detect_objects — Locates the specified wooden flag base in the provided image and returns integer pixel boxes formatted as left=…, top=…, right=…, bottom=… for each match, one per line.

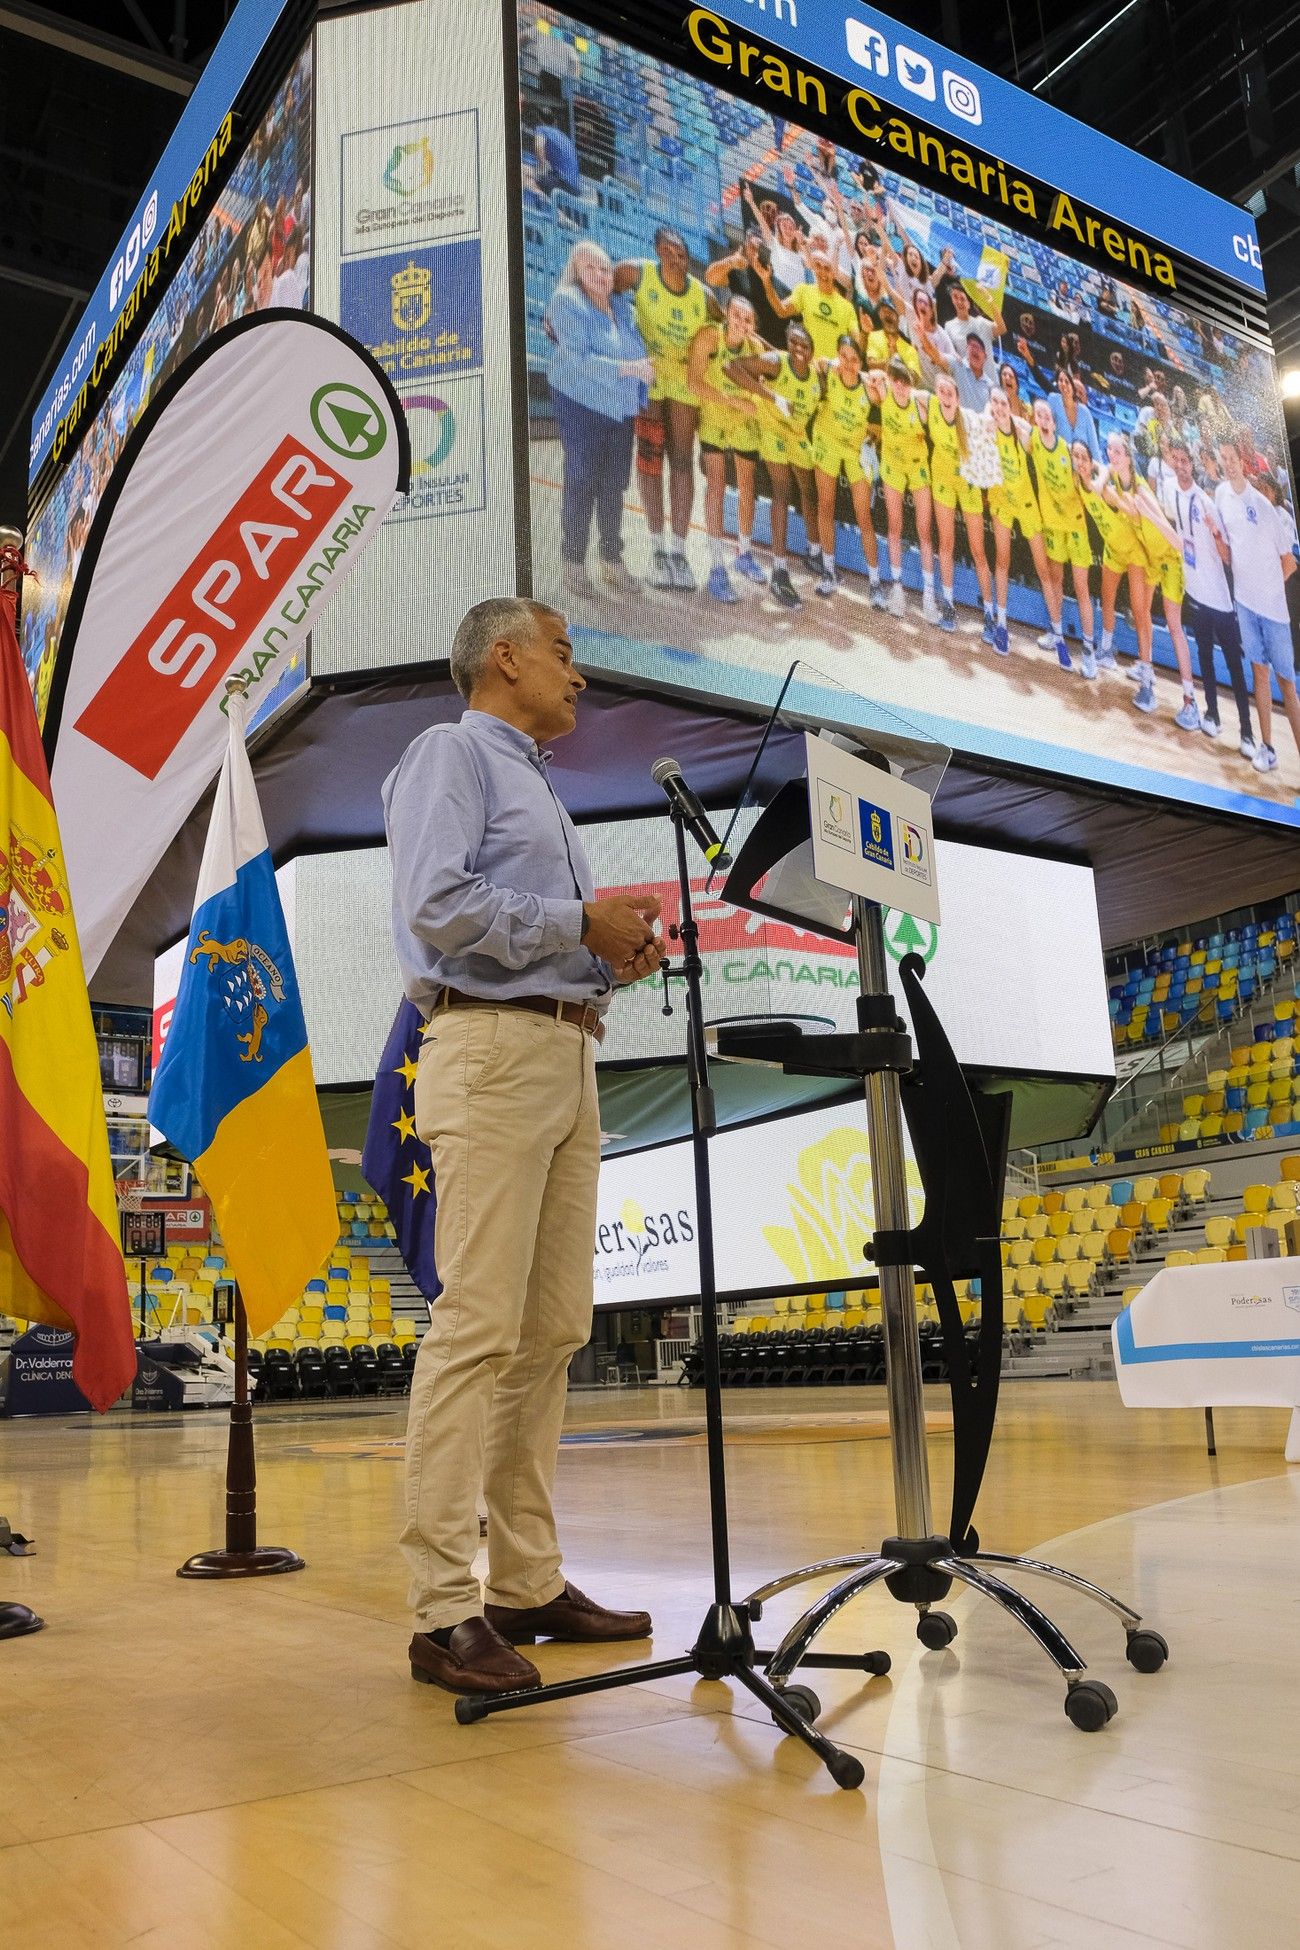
left=177, top=1296, right=305, bottom=1581
left=0, top=1602, right=44, bottom=1638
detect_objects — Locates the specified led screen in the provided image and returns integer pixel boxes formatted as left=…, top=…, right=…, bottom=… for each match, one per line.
left=151, top=828, right=1111, bottom=1088
left=517, top=4, right=1299, bottom=826
left=21, top=42, right=314, bottom=727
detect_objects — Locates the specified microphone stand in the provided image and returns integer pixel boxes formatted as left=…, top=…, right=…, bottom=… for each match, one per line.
left=452, top=800, right=889, bottom=1790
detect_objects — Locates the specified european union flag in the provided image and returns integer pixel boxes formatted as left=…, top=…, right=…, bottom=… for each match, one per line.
left=362, top=998, right=440, bottom=1304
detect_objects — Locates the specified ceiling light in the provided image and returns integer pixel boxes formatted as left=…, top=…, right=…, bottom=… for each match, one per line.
left=1281, top=370, right=1300, bottom=401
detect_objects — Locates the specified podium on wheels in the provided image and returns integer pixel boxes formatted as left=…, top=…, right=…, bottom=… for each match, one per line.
left=458, top=664, right=1166, bottom=1784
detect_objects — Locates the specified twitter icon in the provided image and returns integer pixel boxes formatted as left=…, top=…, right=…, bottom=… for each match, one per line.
left=895, top=44, right=936, bottom=102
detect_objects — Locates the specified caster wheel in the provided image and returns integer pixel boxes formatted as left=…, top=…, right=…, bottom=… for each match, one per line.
left=1125, top=1629, right=1168, bottom=1673
left=746, top=1600, right=763, bottom=1623
left=773, top=1683, right=821, bottom=1727
left=916, top=1610, right=958, bottom=1650
left=864, top=1650, right=892, bottom=1676
left=454, top=1696, right=490, bottom=1724
left=1064, top=1679, right=1118, bottom=1732
left=827, top=1749, right=866, bottom=1791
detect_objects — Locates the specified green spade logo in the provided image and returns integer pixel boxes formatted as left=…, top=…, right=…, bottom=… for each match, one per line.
left=309, top=382, right=388, bottom=460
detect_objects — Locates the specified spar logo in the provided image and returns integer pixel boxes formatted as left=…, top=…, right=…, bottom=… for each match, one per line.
left=74, top=437, right=354, bottom=779
left=403, top=393, right=457, bottom=473
left=383, top=137, right=434, bottom=199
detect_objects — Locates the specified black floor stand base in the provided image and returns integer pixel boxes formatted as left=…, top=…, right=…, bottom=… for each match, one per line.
left=747, top=1535, right=1168, bottom=1733
left=454, top=1602, right=891, bottom=1790
left=0, top=1602, right=44, bottom=1638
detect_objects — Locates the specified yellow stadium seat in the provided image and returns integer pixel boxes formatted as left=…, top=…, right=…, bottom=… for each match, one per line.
left=1017, top=1195, right=1040, bottom=1220
left=1277, top=997, right=1297, bottom=1025
left=1041, top=1190, right=1063, bottom=1216
left=1032, top=1237, right=1057, bottom=1267
left=806, top=1291, right=826, bottom=1314
left=1003, top=1215, right=1027, bottom=1241
left=1200, top=1116, right=1224, bottom=1140
left=297, top=1321, right=322, bottom=1342
left=1270, top=1180, right=1298, bottom=1211
left=1009, top=1241, right=1034, bottom=1268
left=1178, top=1119, right=1201, bottom=1143
left=1182, top=1168, right=1212, bottom=1201
left=1063, top=1186, right=1088, bottom=1214
left=1194, top=1247, right=1226, bottom=1265
left=1048, top=1211, right=1071, bottom=1240
left=1087, top=1182, right=1113, bottom=1210
left=1222, top=1111, right=1245, bottom=1137
left=1021, top=1292, right=1054, bottom=1332
left=1120, top=1286, right=1142, bottom=1310
left=1131, top=1174, right=1160, bottom=1204
left=1243, top=1184, right=1271, bottom=1215
left=1164, top=1249, right=1195, bottom=1269
left=1080, top=1233, right=1108, bottom=1267
left=1230, top=1045, right=1253, bottom=1070
left=1057, top=1236, right=1082, bottom=1264
left=1024, top=1214, right=1049, bottom=1241
left=1144, top=1198, right=1175, bottom=1234
left=1107, top=1228, right=1133, bottom=1261
left=1120, top=1200, right=1144, bottom=1233
left=1181, top=1094, right=1204, bottom=1118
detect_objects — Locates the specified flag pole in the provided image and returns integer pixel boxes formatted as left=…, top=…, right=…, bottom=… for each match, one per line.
left=177, top=675, right=304, bottom=1581
left=178, top=1286, right=303, bottom=1578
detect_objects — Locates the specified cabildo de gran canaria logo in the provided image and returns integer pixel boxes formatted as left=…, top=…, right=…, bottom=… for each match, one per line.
left=383, top=137, right=434, bottom=199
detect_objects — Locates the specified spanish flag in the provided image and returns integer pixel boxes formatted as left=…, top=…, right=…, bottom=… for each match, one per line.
left=149, top=691, right=335, bottom=1336
left=0, top=587, right=135, bottom=1411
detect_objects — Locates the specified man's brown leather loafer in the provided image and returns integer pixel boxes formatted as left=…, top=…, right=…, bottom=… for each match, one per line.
left=485, top=1582, right=652, bottom=1645
left=409, top=1617, right=542, bottom=1695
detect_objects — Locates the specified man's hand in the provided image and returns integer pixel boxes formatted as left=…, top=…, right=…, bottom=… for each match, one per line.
left=614, top=938, right=664, bottom=984
left=582, top=895, right=661, bottom=967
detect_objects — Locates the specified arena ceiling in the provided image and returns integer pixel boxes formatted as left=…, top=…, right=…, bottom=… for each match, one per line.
left=6, top=0, right=1300, bottom=527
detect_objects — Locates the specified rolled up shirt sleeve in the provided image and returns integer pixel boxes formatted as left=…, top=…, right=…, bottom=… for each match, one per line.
left=387, top=735, right=584, bottom=969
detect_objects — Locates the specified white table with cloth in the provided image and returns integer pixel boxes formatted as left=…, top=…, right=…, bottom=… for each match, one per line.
left=1113, top=1257, right=1300, bottom=1461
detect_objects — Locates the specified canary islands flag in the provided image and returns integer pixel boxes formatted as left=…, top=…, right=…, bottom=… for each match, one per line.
left=0, top=585, right=135, bottom=1411
left=150, top=692, right=335, bottom=1337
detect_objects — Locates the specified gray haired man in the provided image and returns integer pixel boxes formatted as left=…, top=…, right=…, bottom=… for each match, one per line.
left=383, top=597, right=662, bottom=1697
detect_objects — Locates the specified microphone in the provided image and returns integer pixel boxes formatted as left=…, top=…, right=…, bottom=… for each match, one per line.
left=651, top=757, right=732, bottom=867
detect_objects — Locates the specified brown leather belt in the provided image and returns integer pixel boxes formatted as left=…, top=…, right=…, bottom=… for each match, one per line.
left=438, top=986, right=606, bottom=1045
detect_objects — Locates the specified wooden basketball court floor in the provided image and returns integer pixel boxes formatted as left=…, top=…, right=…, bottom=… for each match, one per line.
left=2, top=1381, right=1297, bottom=1948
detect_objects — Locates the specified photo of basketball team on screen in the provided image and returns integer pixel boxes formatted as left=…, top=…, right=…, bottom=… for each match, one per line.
left=518, top=5, right=1300, bottom=802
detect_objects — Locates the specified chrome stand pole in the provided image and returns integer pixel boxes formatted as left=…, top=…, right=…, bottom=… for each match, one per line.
left=853, top=895, right=932, bottom=1538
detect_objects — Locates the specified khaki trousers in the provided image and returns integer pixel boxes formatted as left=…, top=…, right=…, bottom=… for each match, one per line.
left=401, top=1004, right=600, bottom=1628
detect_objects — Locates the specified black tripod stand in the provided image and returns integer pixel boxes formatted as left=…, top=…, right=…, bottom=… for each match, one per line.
left=455, top=803, right=890, bottom=1789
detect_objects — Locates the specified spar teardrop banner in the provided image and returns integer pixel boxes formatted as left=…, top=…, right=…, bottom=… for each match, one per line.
left=44, top=309, right=410, bottom=978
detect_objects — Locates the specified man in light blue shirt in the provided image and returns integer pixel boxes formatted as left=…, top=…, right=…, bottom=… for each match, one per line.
left=384, top=597, right=661, bottom=1700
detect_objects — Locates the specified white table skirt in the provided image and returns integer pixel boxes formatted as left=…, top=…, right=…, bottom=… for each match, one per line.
left=1112, top=1256, right=1300, bottom=1460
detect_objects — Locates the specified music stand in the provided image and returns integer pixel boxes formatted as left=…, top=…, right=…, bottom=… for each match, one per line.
left=711, top=664, right=1168, bottom=1732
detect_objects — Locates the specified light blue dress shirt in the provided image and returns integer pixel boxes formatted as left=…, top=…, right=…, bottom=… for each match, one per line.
left=382, top=709, right=613, bottom=1017
left=1051, top=392, right=1101, bottom=461
left=547, top=284, right=647, bottom=423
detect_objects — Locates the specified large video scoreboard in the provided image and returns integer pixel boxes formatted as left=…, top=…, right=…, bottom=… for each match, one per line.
left=31, top=0, right=1296, bottom=835
left=303, top=0, right=1296, bottom=833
